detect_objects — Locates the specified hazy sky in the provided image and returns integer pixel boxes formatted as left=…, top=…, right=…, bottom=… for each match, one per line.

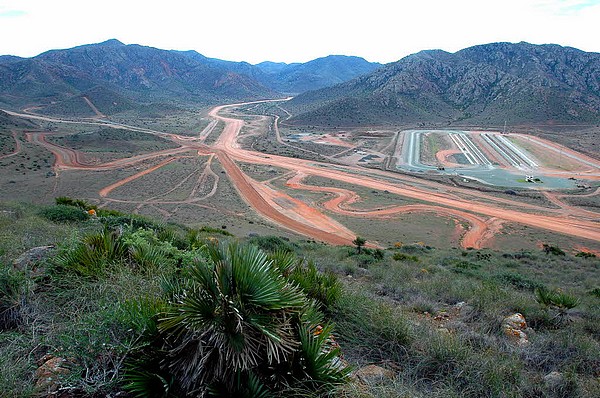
left=1, top=0, right=599, bottom=64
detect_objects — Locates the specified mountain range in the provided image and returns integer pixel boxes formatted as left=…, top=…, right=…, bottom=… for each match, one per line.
left=0, top=39, right=379, bottom=114
left=1, top=40, right=599, bottom=126
left=287, top=42, right=600, bottom=126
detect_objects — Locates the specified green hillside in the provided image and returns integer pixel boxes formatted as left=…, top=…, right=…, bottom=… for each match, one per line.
left=1, top=200, right=599, bottom=397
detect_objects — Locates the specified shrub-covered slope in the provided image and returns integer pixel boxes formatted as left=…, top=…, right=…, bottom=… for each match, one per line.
left=1, top=200, right=599, bottom=397
left=287, top=42, right=600, bottom=127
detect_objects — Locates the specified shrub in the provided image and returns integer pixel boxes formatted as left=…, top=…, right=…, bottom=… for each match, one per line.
left=117, top=295, right=165, bottom=337
left=393, top=252, right=419, bottom=262
left=535, top=287, right=580, bottom=309
left=288, top=260, right=342, bottom=311
left=99, top=214, right=164, bottom=232
left=54, top=229, right=126, bottom=277
left=247, top=235, right=294, bottom=252
left=354, top=253, right=377, bottom=268
left=198, top=225, right=234, bottom=237
left=542, top=244, right=565, bottom=256
left=400, top=244, right=430, bottom=254
left=576, top=251, right=596, bottom=258
left=55, top=196, right=96, bottom=211
left=125, top=242, right=349, bottom=397
left=39, top=205, right=89, bottom=223
left=0, top=263, right=29, bottom=330
left=502, top=251, right=537, bottom=260
left=352, top=236, right=366, bottom=254
left=493, top=272, right=544, bottom=291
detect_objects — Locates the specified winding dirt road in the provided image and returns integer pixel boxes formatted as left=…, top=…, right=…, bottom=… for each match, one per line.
left=0, top=131, right=23, bottom=160
left=208, top=101, right=600, bottom=246
left=9, top=99, right=600, bottom=248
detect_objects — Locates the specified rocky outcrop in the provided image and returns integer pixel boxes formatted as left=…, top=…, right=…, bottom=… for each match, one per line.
left=34, top=355, right=75, bottom=396
left=13, top=245, right=55, bottom=276
left=502, top=313, right=531, bottom=346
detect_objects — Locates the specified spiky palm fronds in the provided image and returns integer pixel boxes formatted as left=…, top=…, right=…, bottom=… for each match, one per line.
left=159, top=242, right=306, bottom=392
left=54, top=229, right=126, bottom=277
left=289, top=261, right=342, bottom=311
left=535, top=287, right=580, bottom=309
left=130, top=243, right=168, bottom=271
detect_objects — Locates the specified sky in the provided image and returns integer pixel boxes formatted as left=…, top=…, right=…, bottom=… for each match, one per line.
left=1, top=0, right=599, bottom=64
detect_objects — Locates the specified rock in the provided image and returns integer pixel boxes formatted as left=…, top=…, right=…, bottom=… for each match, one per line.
left=502, top=313, right=529, bottom=346
left=353, top=364, right=395, bottom=384
left=503, top=313, right=527, bottom=330
left=543, top=371, right=565, bottom=389
left=454, top=301, right=474, bottom=317
left=454, top=301, right=467, bottom=309
left=34, top=355, right=73, bottom=395
left=13, top=245, right=55, bottom=276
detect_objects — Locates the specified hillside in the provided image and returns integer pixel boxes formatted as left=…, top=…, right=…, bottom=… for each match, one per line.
left=1, top=200, right=599, bottom=397
left=0, top=41, right=380, bottom=117
left=255, top=55, right=382, bottom=94
left=0, top=110, right=37, bottom=129
left=179, top=52, right=381, bottom=95
left=0, top=39, right=276, bottom=112
left=286, top=42, right=600, bottom=127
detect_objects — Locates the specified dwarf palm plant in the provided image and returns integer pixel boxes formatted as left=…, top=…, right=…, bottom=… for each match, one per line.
left=54, top=228, right=126, bottom=277
left=159, top=242, right=307, bottom=393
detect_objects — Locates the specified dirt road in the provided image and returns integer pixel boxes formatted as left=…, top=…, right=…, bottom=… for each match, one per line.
left=10, top=99, right=600, bottom=248
left=209, top=101, right=600, bottom=245
left=0, top=131, right=23, bottom=160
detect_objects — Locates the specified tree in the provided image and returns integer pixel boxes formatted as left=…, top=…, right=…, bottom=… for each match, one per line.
left=352, top=236, right=366, bottom=254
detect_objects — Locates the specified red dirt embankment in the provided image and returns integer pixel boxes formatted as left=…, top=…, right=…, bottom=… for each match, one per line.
left=216, top=150, right=356, bottom=246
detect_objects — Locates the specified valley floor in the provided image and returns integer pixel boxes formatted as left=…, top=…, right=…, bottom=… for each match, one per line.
left=1, top=99, right=599, bottom=253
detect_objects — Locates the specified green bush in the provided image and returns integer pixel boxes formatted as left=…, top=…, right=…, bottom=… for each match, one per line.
left=399, top=244, right=430, bottom=254
left=54, top=229, right=126, bottom=277
left=125, top=242, right=349, bottom=397
left=55, top=196, right=96, bottom=211
left=247, top=235, right=295, bottom=252
left=288, top=260, right=342, bottom=312
left=542, top=244, right=565, bottom=256
left=39, top=205, right=89, bottom=223
left=393, top=252, right=419, bottom=262
left=352, top=236, right=366, bottom=254
left=117, top=295, right=165, bottom=337
left=0, top=263, right=29, bottom=330
left=493, top=272, right=544, bottom=291
left=535, top=287, right=580, bottom=309
left=99, top=214, right=164, bottom=232
left=198, top=225, right=234, bottom=237
left=576, top=251, right=596, bottom=258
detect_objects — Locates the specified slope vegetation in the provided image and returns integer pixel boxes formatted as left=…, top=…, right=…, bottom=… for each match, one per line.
left=287, top=42, right=600, bottom=126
